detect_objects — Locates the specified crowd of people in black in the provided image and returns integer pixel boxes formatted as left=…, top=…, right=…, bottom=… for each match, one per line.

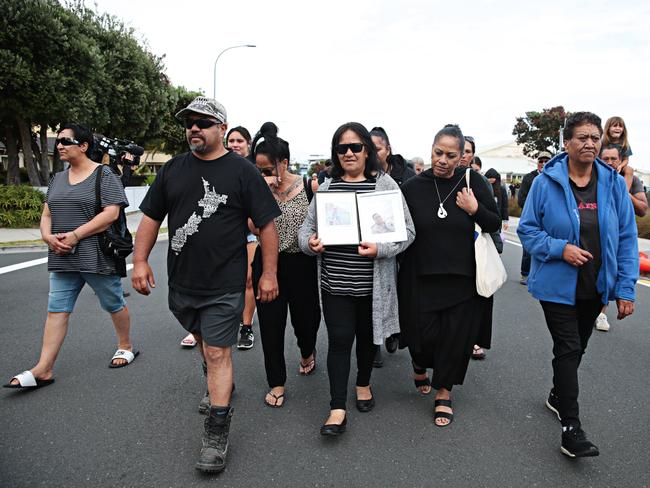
left=4, top=97, right=641, bottom=472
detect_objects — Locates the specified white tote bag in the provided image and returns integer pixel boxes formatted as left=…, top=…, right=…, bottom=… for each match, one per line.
left=465, top=169, right=508, bottom=297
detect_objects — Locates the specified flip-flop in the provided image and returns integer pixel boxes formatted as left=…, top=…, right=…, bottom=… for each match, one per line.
left=109, top=349, right=140, bottom=368
left=264, top=391, right=285, bottom=408
left=299, top=350, right=317, bottom=376
left=471, top=345, right=486, bottom=360
left=3, top=370, right=55, bottom=389
left=180, top=334, right=198, bottom=347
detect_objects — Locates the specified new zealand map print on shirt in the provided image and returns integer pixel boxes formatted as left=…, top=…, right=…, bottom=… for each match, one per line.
left=171, top=177, right=228, bottom=254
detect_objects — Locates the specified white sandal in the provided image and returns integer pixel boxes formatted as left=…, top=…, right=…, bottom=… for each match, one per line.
left=180, top=333, right=198, bottom=347
left=108, top=349, right=139, bottom=368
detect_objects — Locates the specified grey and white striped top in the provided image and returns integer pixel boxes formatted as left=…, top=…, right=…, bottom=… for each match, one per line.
left=46, top=165, right=128, bottom=275
left=321, top=178, right=376, bottom=296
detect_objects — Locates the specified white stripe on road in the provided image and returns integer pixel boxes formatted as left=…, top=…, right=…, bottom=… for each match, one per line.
left=1, top=253, right=647, bottom=288
left=0, top=259, right=133, bottom=275
left=0, top=257, right=48, bottom=275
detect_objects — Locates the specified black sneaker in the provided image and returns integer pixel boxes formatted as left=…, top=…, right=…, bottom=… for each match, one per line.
left=561, top=427, right=599, bottom=458
left=237, top=325, right=254, bottom=350
left=545, top=390, right=561, bottom=421
left=372, top=348, right=383, bottom=368
left=385, top=335, right=399, bottom=354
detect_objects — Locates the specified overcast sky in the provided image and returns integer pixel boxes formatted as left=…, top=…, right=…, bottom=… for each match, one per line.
left=91, top=0, right=650, bottom=170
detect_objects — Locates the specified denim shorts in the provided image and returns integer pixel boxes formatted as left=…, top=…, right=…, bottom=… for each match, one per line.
left=168, top=289, right=244, bottom=347
left=48, top=272, right=126, bottom=313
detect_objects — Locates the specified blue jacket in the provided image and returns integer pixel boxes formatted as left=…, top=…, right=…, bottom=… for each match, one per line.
left=517, top=152, right=638, bottom=305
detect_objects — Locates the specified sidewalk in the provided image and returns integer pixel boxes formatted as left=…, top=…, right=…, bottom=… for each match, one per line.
left=0, top=211, right=167, bottom=251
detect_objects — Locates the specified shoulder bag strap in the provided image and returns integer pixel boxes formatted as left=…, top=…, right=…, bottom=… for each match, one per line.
left=94, top=165, right=104, bottom=216
left=304, top=175, right=314, bottom=202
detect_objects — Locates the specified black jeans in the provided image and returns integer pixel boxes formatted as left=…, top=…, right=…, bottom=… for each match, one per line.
left=540, top=298, right=602, bottom=428
left=322, top=291, right=377, bottom=410
left=253, top=251, right=321, bottom=388
left=521, top=249, right=531, bottom=276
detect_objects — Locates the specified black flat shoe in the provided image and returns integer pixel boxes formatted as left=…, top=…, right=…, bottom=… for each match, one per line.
left=356, top=388, right=375, bottom=413
left=320, top=415, right=347, bottom=436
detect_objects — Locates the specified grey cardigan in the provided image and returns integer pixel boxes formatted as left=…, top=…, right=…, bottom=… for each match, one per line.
left=298, top=173, right=415, bottom=345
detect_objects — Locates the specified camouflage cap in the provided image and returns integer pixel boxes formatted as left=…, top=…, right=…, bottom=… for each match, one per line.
left=537, top=151, right=553, bottom=160
left=175, top=96, right=227, bottom=123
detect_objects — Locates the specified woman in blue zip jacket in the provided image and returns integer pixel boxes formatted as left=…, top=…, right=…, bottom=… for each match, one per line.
left=517, top=112, right=638, bottom=459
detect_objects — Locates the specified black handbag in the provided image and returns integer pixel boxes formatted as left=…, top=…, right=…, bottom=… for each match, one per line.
left=94, top=166, right=133, bottom=276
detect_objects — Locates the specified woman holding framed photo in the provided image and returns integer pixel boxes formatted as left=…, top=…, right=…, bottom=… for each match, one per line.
left=298, top=122, right=415, bottom=436
left=398, top=124, right=500, bottom=427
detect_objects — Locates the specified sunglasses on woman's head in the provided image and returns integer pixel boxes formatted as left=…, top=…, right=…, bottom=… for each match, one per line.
left=55, top=137, right=81, bottom=146
left=335, top=143, right=364, bottom=155
left=183, top=118, right=220, bottom=130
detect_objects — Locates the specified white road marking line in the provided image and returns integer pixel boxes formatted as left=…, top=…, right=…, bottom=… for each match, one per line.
left=0, top=259, right=134, bottom=275
left=638, top=280, right=650, bottom=288
left=0, top=257, right=48, bottom=275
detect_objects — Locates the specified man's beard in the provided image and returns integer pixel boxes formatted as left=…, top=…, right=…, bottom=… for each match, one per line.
left=189, top=140, right=208, bottom=153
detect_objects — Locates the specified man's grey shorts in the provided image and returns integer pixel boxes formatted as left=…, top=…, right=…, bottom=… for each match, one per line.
left=168, top=289, right=245, bottom=347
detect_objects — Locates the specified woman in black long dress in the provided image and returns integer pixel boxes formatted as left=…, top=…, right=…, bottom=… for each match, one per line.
left=398, top=124, right=500, bottom=426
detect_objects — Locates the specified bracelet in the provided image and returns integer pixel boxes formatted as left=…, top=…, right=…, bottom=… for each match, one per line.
left=72, top=230, right=81, bottom=242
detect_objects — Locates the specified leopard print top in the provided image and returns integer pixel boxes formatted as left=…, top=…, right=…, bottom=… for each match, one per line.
left=276, top=187, right=310, bottom=253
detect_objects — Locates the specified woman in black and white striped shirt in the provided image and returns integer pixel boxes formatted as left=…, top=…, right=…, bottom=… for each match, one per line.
left=4, top=124, right=136, bottom=390
left=299, top=122, right=415, bottom=436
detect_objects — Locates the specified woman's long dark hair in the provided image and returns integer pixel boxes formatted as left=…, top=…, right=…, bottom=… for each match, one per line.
left=250, top=122, right=290, bottom=165
left=330, top=122, right=381, bottom=180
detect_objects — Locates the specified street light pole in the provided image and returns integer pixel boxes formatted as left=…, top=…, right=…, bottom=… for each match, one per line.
left=213, top=44, right=256, bottom=99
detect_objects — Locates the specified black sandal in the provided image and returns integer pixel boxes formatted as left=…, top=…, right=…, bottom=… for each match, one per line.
left=300, top=350, right=317, bottom=376
left=265, top=390, right=285, bottom=408
left=434, top=399, right=454, bottom=427
left=412, top=363, right=432, bottom=395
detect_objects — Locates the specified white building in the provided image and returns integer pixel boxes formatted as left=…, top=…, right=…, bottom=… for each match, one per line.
left=476, top=141, right=538, bottom=183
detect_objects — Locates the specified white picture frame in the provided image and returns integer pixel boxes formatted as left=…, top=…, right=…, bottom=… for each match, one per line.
left=315, top=191, right=360, bottom=245
left=356, top=190, right=408, bottom=243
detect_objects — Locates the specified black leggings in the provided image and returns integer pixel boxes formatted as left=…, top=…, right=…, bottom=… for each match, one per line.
left=321, top=291, right=377, bottom=410
left=540, top=298, right=602, bottom=428
left=253, top=250, right=321, bottom=388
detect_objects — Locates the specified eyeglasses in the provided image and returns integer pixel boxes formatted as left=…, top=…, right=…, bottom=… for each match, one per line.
left=183, top=118, right=220, bottom=130
left=335, top=143, right=364, bottom=155
left=258, top=166, right=276, bottom=176
left=55, top=137, right=80, bottom=146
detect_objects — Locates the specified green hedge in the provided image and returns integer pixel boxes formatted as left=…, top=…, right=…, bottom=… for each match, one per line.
left=0, top=185, right=45, bottom=228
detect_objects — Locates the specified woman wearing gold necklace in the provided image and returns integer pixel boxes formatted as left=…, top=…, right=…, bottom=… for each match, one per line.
left=397, top=124, right=500, bottom=427
left=251, top=122, right=320, bottom=408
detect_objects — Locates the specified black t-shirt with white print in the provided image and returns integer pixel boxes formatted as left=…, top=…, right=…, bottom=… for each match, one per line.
left=569, top=168, right=601, bottom=299
left=140, top=151, right=280, bottom=295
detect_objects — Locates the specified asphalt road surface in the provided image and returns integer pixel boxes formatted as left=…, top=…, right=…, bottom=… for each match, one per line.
left=1, top=241, right=649, bottom=488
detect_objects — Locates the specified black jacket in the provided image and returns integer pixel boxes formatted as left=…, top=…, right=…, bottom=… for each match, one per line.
left=518, top=169, right=540, bottom=208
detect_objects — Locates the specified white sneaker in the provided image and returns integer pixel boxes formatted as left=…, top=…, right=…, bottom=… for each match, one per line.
left=595, top=313, right=610, bottom=332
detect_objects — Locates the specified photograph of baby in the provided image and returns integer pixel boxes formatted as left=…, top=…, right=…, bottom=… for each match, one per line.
left=315, top=191, right=360, bottom=245
left=325, top=203, right=352, bottom=226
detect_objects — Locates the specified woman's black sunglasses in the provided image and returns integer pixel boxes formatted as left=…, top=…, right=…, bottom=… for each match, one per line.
left=335, top=143, right=364, bottom=154
left=258, top=166, right=276, bottom=176
left=183, top=118, right=220, bottom=130
left=55, top=137, right=81, bottom=147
